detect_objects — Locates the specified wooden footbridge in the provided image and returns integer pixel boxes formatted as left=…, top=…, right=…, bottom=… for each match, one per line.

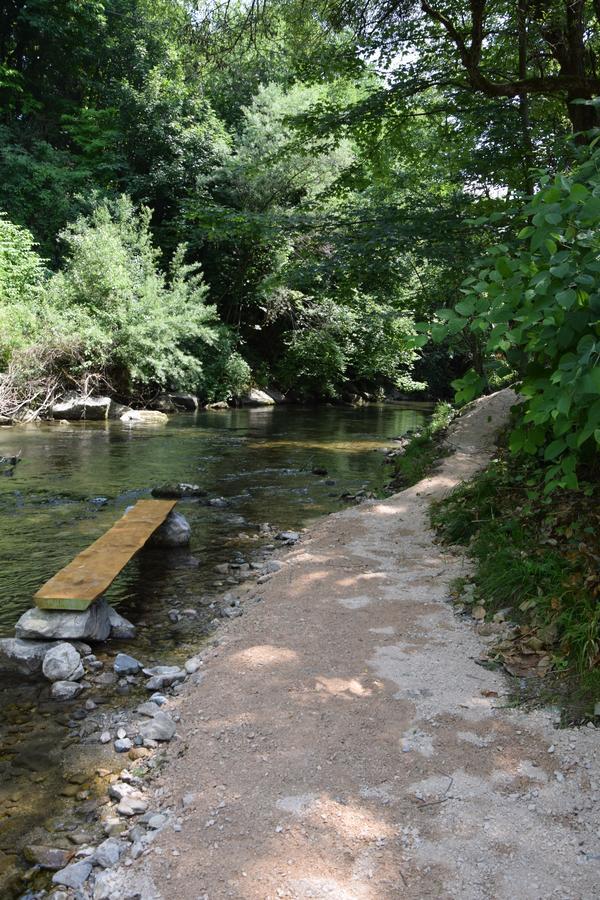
left=34, top=499, right=176, bottom=611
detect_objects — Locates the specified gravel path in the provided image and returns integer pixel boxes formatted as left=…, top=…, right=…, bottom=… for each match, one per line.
left=108, top=389, right=599, bottom=899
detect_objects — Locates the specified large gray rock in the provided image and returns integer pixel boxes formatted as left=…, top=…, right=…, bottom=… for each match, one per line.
left=138, top=711, right=177, bottom=742
left=120, top=409, right=168, bottom=425
left=52, top=395, right=111, bottom=421
left=15, top=598, right=111, bottom=642
left=149, top=510, right=191, bottom=547
left=0, top=638, right=61, bottom=678
left=42, top=643, right=83, bottom=682
left=107, top=606, right=136, bottom=640
left=240, top=388, right=275, bottom=406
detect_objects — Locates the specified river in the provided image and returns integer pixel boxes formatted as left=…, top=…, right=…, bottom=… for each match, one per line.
left=0, top=403, right=426, bottom=896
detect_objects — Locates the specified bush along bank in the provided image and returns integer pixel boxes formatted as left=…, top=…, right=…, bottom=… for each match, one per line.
left=385, top=401, right=456, bottom=491
left=430, top=447, right=600, bottom=724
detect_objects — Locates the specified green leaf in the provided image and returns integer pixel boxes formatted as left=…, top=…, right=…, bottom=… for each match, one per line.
left=556, top=288, right=577, bottom=309
left=544, top=438, right=566, bottom=460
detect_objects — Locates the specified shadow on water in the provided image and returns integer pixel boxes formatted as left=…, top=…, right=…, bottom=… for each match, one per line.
left=0, top=403, right=426, bottom=894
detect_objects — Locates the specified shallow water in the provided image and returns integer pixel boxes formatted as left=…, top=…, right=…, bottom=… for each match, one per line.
left=0, top=405, right=425, bottom=642
left=0, top=403, right=425, bottom=894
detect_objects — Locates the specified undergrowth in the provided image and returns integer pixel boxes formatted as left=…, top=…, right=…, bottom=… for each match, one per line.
left=387, top=401, right=455, bottom=489
left=431, top=450, right=600, bottom=723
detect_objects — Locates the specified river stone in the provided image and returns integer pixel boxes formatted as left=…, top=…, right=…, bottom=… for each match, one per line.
left=149, top=510, right=191, bottom=547
left=24, top=845, right=74, bottom=870
left=114, top=738, right=133, bottom=753
left=16, top=598, right=111, bottom=642
left=169, top=392, right=199, bottom=411
left=42, top=643, right=83, bottom=682
left=107, top=606, right=136, bottom=639
left=240, top=388, right=275, bottom=406
left=205, top=400, right=229, bottom=409
left=152, top=482, right=206, bottom=499
left=143, top=665, right=186, bottom=690
left=120, top=409, right=168, bottom=425
left=138, top=711, right=176, bottom=742
left=137, top=701, right=160, bottom=717
left=113, top=653, right=140, bottom=676
left=51, top=680, right=84, bottom=701
left=0, top=638, right=63, bottom=678
left=275, top=530, right=300, bottom=543
left=52, top=395, right=111, bottom=421
left=52, top=859, right=92, bottom=888
left=93, top=838, right=125, bottom=868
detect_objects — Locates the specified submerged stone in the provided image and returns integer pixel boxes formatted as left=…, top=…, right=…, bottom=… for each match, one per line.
left=107, top=606, right=136, bottom=640
left=148, top=510, right=191, bottom=547
left=24, top=845, right=74, bottom=870
left=152, top=482, right=206, bottom=499
left=51, top=680, right=84, bottom=701
left=113, top=653, right=141, bottom=676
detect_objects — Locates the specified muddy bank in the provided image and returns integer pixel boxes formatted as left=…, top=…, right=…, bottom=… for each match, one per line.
left=94, top=389, right=598, bottom=900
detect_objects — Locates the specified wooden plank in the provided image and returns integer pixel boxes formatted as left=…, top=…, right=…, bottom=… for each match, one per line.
left=34, top=500, right=177, bottom=610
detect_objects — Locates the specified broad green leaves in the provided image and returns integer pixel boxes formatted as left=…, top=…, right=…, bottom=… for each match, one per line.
left=436, top=145, right=600, bottom=492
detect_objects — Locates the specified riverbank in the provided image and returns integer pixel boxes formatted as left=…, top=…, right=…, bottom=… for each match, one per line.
left=93, top=388, right=599, bottom=900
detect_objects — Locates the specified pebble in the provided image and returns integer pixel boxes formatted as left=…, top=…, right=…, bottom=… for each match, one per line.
left=114, top=738, right=133, bottom=753
left=100, top=731, right=111, bottom=744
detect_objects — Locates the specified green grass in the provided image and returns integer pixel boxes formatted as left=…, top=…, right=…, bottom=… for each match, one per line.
left=431, top=452, right=600, bottom=723
left=387, top=401, right=455, bottom=489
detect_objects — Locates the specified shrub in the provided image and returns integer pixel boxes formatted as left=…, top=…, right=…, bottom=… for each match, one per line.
left=0, top=214, right=48, bottom=365
left=48, top=196, right=221, bottom=391
left=437, top=145, right=600, bottom=491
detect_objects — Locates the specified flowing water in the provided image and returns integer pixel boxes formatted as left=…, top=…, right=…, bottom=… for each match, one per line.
left=0, top=403, right=426, bottom=895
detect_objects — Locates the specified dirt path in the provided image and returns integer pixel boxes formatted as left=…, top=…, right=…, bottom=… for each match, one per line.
left=109, top=389, right=599, bottom=900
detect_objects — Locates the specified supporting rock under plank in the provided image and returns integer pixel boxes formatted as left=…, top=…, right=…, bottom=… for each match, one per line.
left=34, top=500, right=176, bottom=610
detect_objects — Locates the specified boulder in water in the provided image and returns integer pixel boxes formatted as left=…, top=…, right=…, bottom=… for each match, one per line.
left=15, top=598, right=111, bottom=642
left=52, top=394, right=111, bottom=421
left=239, top=388, right=275, bottom=406
left=205, top=400, right=229, bottom=409
left=42, top=643, right=83, bottom=682
left=120, top=409, right=168, bottom=425
left=149, top=510, right=191, bottom=547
